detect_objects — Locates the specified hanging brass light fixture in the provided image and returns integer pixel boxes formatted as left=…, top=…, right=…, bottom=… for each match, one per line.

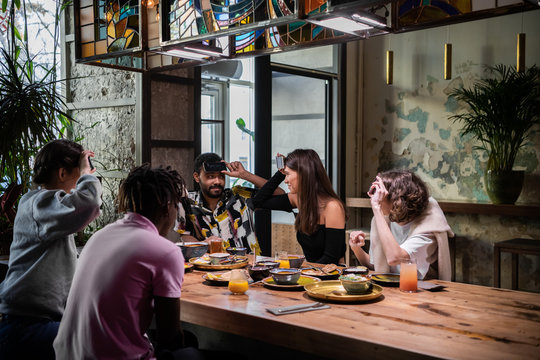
left=386, top=50, right=393, bottom=85
left=444, top=43, right=452, bottom=80
left=517, top=33, right=525, bottom=73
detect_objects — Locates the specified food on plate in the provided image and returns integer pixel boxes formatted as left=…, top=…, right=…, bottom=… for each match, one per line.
left=322, top=263, right=338, bottom=273
left=339, top=274, right=370, bottom=282
left=206, top=271, right=232, bottom=281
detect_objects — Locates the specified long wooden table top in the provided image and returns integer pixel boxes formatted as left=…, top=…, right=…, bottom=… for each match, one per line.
left=179, top=261, right=540, bottom=359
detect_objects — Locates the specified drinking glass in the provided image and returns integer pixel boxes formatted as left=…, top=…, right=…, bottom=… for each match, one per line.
left=399, top=258, right=418, bottom=293
left=275, top=251, right=290, bottom=268
left=209, top=238, right=223, bottom=254
left=228, top=269, right=249, bottom=295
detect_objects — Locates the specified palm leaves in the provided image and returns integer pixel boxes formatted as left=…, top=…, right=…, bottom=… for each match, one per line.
left=0, top=1, right=73, bottom=192
left=450, top=64, right=540, bottom=171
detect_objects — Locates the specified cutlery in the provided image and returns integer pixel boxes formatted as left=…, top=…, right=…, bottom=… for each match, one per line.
left=276, top=302, right=324, bottom=313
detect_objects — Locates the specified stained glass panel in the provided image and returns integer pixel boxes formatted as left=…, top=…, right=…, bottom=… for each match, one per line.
left=166, top=0, right=294, bottom=42
left=77, top=0, right=140, bottom=59
left=234, top=1, right=346, bottom=55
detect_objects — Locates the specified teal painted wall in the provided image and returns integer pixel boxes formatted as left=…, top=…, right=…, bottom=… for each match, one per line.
left=348, top=9, right=540, bottom=290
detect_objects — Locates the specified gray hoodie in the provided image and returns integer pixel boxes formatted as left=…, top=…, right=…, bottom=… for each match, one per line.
left=0, top=174, right=102, bottom=320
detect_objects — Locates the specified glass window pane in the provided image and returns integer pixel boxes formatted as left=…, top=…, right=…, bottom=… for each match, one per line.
left=229, top=83, right=254, bottom=184
left=271, top=72, right=328, bottom=223
left=271, top=45, right=337, bottom=73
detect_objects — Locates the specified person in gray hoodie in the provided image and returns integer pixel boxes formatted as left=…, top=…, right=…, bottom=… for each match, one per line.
left=0, top=139, right=102, bottom=359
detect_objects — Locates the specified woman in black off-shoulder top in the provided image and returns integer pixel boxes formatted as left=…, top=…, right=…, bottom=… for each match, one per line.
left=248, top=149, right=346, bottom=264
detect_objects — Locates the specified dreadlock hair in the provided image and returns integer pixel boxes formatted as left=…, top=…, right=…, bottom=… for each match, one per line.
left=33, top=139, right=84, bottom=185
left=117, top=163, right=186, bottom=223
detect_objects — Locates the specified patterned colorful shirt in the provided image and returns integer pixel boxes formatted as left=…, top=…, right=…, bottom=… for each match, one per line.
left=175, top=186, right=261, bottom=255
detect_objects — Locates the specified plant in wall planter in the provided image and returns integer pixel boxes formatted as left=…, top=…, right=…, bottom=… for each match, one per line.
left=449, top=64, right=539, bottom=204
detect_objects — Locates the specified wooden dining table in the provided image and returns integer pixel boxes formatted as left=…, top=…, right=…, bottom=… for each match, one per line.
left=179, top=258, right=540, bottom=359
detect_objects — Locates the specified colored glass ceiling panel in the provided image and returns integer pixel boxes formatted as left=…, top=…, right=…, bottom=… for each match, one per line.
left=168, top=0, right=295, bottom=41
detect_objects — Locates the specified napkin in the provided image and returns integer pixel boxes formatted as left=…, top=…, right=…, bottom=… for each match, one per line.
left=267, top=302, right=330, bottom=316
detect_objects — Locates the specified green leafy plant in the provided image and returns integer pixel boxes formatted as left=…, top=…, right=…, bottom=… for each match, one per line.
left=1, top=1, right=74, bottom=252
left=449, top=64, right=540, bottom=171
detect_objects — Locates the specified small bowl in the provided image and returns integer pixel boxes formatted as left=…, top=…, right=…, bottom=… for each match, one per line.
left=256, top=261, right=280, bottom=269
left=226, top=247, right=247, bottom=256
left=269, top=268, right=301, bottom=285
left=287, top=255, right=306, bottom=268
left=176, top=242, right=208, bottom=260
left=209, top=252, right=230, bottom=265
left=248, top=265, right=271, bottom=281
left=342, top=266, right=369, bottom=276
left=339, top=274, right=372, bottom=294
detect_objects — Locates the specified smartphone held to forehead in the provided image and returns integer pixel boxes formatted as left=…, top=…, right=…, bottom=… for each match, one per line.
left=276, top=156, right=285, bottom=170
left=203, top=161, right=227, bottom=173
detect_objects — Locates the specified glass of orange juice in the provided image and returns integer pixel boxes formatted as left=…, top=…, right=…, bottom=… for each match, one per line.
left=275, top=251, right=290, bottom=268
left=228, top=269, right=249, bottom=295
left=399, top=258, right=418, bottom=293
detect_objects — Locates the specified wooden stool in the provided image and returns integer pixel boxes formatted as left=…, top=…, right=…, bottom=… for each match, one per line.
left=493, top=238, right=540, bottom=289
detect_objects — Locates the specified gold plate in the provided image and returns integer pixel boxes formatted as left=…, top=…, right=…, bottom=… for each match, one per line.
left=184, top=263, right=194, bottom=272
left=189, top=255, right=249, bottom=270
left=301, top=268, right=341, bottom=280
left=304, top=280, right=383, bottom=302
left=371, top=273, right=400, bottom=286
left=262, top=275, right=320, bottom=290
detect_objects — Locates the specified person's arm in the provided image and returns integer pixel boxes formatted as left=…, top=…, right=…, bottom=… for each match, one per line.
left=154, top=296, right=184, bottom=352
left=34, top=174, right=102, bottom=241
left=349, top=231, right=373, bottom=269
left=370, top=176, right=409, bottom=265
left=223, top=161, right=285, bottom=195
left=248, top=171, right=293, bottom=211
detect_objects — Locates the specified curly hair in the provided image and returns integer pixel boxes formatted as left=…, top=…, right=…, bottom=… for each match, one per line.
left=117, top=163, right=186, bottom=223
left=379, top=170, right=429, bottom=224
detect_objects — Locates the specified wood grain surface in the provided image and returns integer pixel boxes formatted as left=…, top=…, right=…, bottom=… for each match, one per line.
left=180, top=257, right=540, bottom=359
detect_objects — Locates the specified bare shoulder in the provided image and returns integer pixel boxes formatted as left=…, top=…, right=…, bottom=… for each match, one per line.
left=324, top=199, right=345, bottom=213
left=323, top=199, right=345, bottom=227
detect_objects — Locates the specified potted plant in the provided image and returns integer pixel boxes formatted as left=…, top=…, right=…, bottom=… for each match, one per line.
left=0, top=1, right=72, bottom=253
left=449, top=64, right=540, bottom=204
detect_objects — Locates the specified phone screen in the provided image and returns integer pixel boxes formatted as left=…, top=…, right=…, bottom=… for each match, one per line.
left=276, top=156, right=284, bottom=170
left=203, top=161, right=227, bottom=173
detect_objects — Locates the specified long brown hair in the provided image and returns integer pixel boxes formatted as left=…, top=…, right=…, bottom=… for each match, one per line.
left=379, top=170, right=429, bottom=224
left=285, top=149, right=344, bottom=234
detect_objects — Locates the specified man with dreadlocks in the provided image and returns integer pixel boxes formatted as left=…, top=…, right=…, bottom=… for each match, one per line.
left=54, top=164, right=203, bottom=359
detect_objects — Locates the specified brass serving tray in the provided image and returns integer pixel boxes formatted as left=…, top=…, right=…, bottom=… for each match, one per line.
left=304, top=280, right=383, bottom=302
left=189, top=255, right=249, bottom=270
